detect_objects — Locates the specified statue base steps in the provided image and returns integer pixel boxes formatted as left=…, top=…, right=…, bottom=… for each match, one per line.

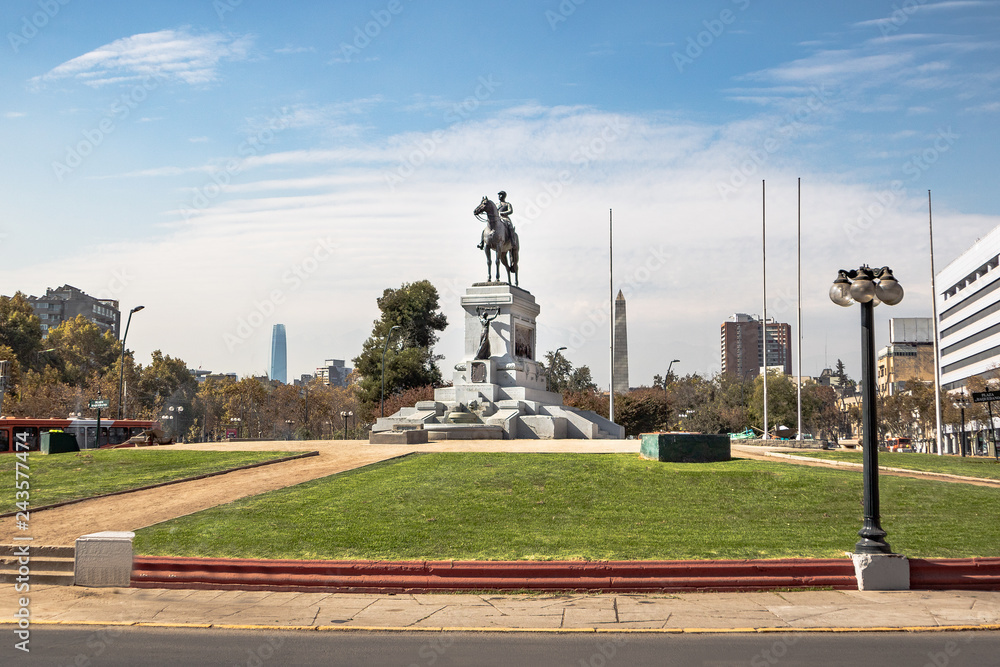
left=372, top=396, right=623, bottom=440
left=370, top=282, right=624, bottom=441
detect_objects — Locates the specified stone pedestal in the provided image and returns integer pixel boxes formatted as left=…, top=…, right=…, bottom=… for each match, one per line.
left=75, top=531, right=134, bottom=588
left=372, top=282, right=624, bottom=440
left=852, top=553, right=910, bottom=591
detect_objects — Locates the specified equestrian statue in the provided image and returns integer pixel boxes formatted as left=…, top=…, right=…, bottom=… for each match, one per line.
left=474, top=190, right=520, bottom=286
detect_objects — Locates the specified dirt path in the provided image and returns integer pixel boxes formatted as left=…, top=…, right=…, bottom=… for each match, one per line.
left=9, top=440, right=640, bottom=546
left=731, top=444, right=1000, bottom=489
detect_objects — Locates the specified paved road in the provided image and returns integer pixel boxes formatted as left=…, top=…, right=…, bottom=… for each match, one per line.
left=4, top=626, right=998, bottom=666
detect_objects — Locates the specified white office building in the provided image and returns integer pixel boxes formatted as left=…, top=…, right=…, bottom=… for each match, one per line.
left=938, top=224, right=1000, bottom=390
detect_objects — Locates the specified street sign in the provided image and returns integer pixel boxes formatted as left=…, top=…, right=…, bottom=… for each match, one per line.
left=89, top=399, right=110, bottom=409
left=972, top=391, right=1000, bottom=403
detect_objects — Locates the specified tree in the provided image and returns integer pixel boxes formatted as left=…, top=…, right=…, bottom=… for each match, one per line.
left=192, top=376, right=235, bottom=441
left=539, top=350, right=597, bottom=393
left=747, top=371, right=798, bottom=435
left=44, top=315, right=119, bottom=387
left=615, top=388, right=670, bottom=437
left=224, top=377, right=269, bottom=439
left=353, top=280, right=448, bottom=419
left=803, top=384, right=840, bottom=440
left=834, top=358, right=855, bottom=393
left=0, top=292, right=43, bottom=370
left=136, top=350, right=198, bottom=432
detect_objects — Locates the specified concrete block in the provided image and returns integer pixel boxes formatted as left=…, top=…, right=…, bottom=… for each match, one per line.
left=75, top=531, right=134, bottom=588
left=519, top=416, right=567, bottom=439
left=640, top=432, right=730, bottom=462
left=424, top=425, right=505, bottom=440
left=853, top=553, right=910, bottom=591
left=414, top=401, right=444, bottom=415
left=369, top=429, right=428, bottom=444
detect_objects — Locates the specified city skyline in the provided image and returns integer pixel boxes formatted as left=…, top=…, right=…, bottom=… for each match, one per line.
left=3, top=1, right=1000, bottom=386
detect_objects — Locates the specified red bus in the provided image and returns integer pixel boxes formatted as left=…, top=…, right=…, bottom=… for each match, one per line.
left=0, top=417, right=157, bottom=452
left=885, top=437, right=913, bottom=452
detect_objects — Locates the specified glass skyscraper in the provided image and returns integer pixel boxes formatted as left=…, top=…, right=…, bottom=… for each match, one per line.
left=270, top=324, right=287, bottom=384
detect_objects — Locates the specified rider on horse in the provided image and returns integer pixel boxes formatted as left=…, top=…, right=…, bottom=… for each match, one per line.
left=478, top=190, right=514, bottom=249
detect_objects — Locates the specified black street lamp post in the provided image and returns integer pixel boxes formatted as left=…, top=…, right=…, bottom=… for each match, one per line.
left=955, top=393, right=970, bottom=457
left=118, top=305, right=145, bottom=419
left=341, top=410, right=353, bottom=439
left=830, top=265, right=904, bottom=555
left=381, top=325, right=402, bottom=418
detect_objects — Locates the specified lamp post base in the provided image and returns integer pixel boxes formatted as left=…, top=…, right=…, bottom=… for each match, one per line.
left=855, top=522, right=892, bottom=554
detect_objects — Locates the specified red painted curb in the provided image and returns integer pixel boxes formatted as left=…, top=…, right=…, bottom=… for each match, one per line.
left=910, top=557, right=1000, bottom=590
left=131, top=556, right=1000, bottom=593
left=132, top=557, right=859, bottom=593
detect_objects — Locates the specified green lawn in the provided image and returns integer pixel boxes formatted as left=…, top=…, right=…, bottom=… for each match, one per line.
left=134, top=453, right=1000, bottom=561
left=793, top=450, right=1000, bottom=481
left=1, top=449, right=297, bottom=514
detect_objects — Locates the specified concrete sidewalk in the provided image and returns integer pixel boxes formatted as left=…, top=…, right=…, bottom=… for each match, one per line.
left=5, top=585, right=1000, bottom=633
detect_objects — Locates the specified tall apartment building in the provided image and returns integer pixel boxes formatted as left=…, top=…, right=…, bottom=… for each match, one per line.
left=720, top=313, right=792, bottom=377
left=938, top=224, right=1000, bottom=390
left=26, top=285, right=120, bottom=338
left=270, top=324, right=287, bottom=384
left=876, top=318, right=935, bottom=396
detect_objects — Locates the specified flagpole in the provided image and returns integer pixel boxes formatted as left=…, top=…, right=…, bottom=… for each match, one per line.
left=797, top=177, right=803, bottom=441
left=762, top=180, right=769, bottom=441
left=929, top=190, right=944, bottom=455
left=609, top=208, right=615, bottom=424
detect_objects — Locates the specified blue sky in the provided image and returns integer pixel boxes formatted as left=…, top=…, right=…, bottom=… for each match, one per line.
left=2, top=0, right=1000, bottom=388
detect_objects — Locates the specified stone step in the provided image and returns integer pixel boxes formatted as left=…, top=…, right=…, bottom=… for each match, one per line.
left=0, top=545, right=77, bottom=586
left=0, top=571, right=75, bottom=586
left=0, top=555, right=75, bottom=572
left=0, top=544, right=75, bottom=558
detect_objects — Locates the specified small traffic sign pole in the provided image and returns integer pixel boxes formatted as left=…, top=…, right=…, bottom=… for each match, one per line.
left=990, top=401, right=999, bottom=461
left=971, top=391, right=1000, bottom=460
left=96, top=389, right=101, bottom=449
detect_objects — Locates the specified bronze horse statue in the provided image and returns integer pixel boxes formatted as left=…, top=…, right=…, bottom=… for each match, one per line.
left=474, top=196, right=519, bottom=286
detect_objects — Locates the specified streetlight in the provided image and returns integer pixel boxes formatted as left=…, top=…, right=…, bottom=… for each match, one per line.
left=830, top=265, right=904, bottom=555
left=0, top=360, right=8, bottom=417
left=381, top=325, right=402, bottom=418
left=35, top=348, right=56, bottom=368
left=118, top=305, right=145, bottom=419
left=664, top=359, right=680, bottom=396
left=955, top=393, right=971, bottom=457
left=341, top=410, right=354, bottom=439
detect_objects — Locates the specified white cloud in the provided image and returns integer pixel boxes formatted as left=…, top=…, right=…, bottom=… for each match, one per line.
left=966, top=101, right=1000, bottom=112
left=29, top=29, right=253, bottom=89
left=5, top=111, right=26, bottom=118
left=9, top=105, right=994, bottom=386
